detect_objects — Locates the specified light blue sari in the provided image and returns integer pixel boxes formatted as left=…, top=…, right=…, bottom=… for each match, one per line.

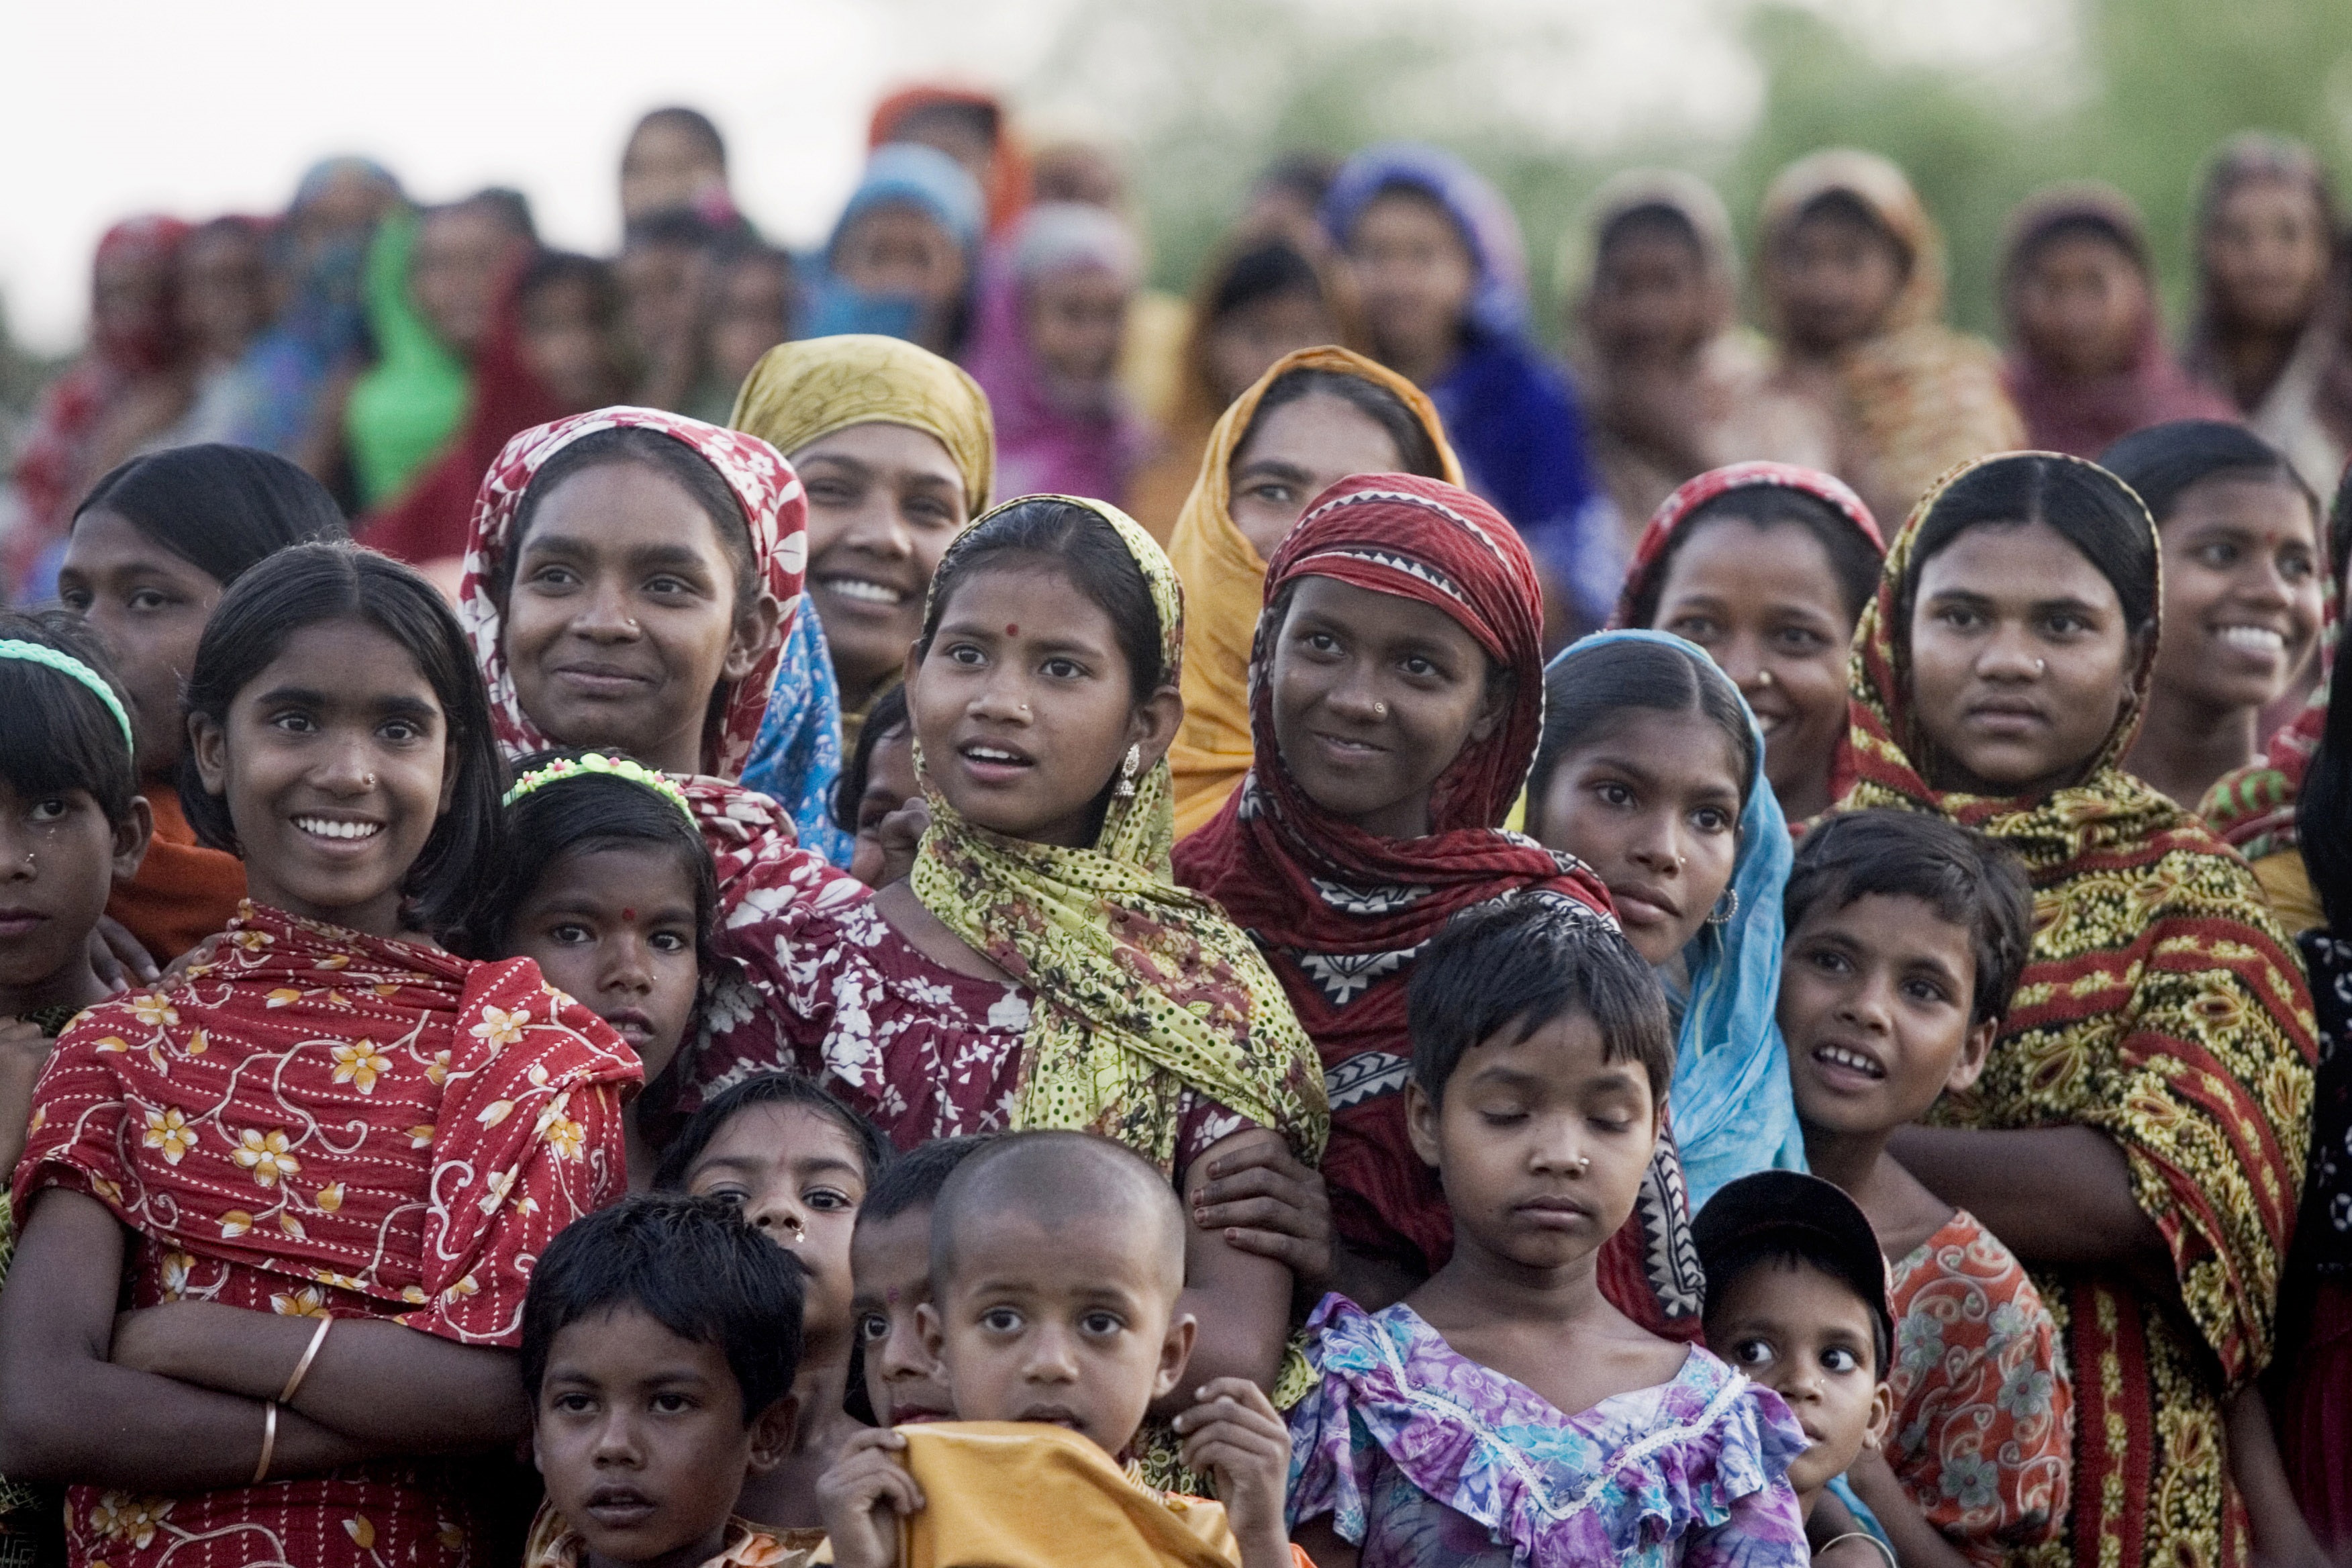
left=740, top=605, right=856, bottom=867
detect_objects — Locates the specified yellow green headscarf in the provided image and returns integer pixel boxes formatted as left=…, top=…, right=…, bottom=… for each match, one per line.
left=908, top=495, right=1328, bottom=1171
left=729, top=333, right=995, bottom=516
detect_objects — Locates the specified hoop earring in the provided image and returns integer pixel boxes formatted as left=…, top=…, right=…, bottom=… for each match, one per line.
left=1113, top=743, right=1141, bottom=799
left=1706, top=887, right=1739, bottom=926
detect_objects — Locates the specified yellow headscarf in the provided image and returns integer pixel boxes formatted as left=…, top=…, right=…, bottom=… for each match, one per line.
left=1164, top=346, right=1462, bottom=837
left=908, top=495, right=1328, bottom=1171
left=728, top=334, right=995, bottom=516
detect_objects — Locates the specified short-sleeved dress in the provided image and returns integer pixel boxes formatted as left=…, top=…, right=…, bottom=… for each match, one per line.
left=1286, top=1296, right=1810, bottom=1566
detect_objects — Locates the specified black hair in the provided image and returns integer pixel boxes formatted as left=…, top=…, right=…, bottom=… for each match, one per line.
left=856, top=1134, right=991, bottom=1228
left=2097, top=419, right=2312, bottom=527
left=632, top=105, right=728, bottom=172
left=1408, top=891, right=1673, bottom=1103
left=891, top=99, right=999, bottom=148
left=1789, top=189, right=1911, bottom=275
left=520, top=1192, right=802, bottom=1419
left=1621, top=485, right=1883, bottom=631
left=451, top=748, right=718, bottom=976
left=1783, top=809, right=2033, bottom=1025
left=74, top=443, right=350, bottom=589
left=1526, top=637, right=1757, bottom=841
left=178, top=543, right=500, bottom=936
left=452, top=187, right=536, bottom=244
left=1902, top=454, right=2159, bottom=643
left=830, top=683, right=912, bottom=836
left=2010, top=211, right=2147, bottom=277
left=1251, top=150, right=1341, bottom=212
left=1596, top=201, right=1706, bottom=265
left=930, top=1130, right=1183, bottom=1291
left=2300, top=476, right=2352, bottom=928
left=518, top=250, right=622, bottom=326
left=1233, top=366, right=1446, bottom=484
left=0, top=608, right=140, bottom=827
left=624, top=207, right=729, bottom=253
left=1206, top=240, right=1324, bottom=325
left=1703, top=1239, right=1892, bottom=1376
left=920, top=498, right=1165, bottom=704
left=652, top=1071, right=892, bottom=1195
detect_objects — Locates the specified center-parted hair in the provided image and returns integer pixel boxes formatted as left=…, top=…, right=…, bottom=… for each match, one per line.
left=74, top=443, right=349, bottom=589
left=1621, top=484, right=1885, bottom=630
left=651, top=1072, right=892, bottom=1195
left=1526, top=635, right=1757, bottom=840
left=1901, top=452, right=2159, bottom=640
left=1407, top=891, right=1673, bottom=1103
left=1234, top=366, right=1446, bottom=483
left=521, top=1193, right=803, bottom=1421
left=928, top=1130, right=1187, bottom=1295
left=918, top=499, right=1165, bottom=704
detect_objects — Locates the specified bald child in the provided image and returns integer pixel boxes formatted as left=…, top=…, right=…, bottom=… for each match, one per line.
left=818, top=1132, right=1297, bottom=1568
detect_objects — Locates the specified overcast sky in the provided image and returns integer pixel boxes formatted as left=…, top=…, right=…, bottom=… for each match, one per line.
left=0, top=0, right=2057, bottom=354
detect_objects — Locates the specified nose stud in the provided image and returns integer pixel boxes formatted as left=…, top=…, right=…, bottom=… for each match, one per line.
left=1371, top=701, right=1388, bottom=718
left=2033, top=658, right=2047, bottom=676
left=1753, top=668, right=1774, bottom=689
left=1577, top=1156, right=1591, bottom=1172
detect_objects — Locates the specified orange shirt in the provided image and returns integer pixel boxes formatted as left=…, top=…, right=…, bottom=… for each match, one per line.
left=106, top=784, right=245, bottom=963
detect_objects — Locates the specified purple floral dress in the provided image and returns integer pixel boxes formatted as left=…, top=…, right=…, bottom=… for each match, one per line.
left=1287, top=1296, right=1810, bottom=1567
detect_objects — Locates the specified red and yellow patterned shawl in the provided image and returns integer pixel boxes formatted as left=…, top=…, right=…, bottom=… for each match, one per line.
left=1832, top=454, right=2317, bottom=1568
left=14, top=901, right=641, bottom=1568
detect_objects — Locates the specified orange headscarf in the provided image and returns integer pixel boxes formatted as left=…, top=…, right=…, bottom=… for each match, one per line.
left=869, top=85, right=1030, bottom=236
left=1164, top=346, right=1461, bottom=837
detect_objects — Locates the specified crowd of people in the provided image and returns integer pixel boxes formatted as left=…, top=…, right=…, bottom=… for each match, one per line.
left=0, top=85, right=2345, bottom=1568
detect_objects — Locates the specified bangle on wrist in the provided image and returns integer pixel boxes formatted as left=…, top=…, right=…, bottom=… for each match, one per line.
left=252, top=1401, right=279, bottom=1486
left=279, top=1315, right=332, bottom=1406
left=1816, top=1532, right=1898, bottom=1568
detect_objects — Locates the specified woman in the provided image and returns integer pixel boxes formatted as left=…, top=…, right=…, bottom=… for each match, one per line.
left=2100, top=421, right=2324, bottom=810
left=728, top=333, right=996, bottom=860
left=1758, top=149, right=2024, bottom=533
left=1568, top=169, right=1831, bottom=542
left=1835, top=450, right=2316, bottom=1568
left=802, top=142, right=984, bottom=358
left=1320, top=143, right=1614, bottom=634
left=2186, top=134, right=2352, bottom=499
left=1165, top=346, right=1460, bottom=836
left=2001, top=183, right=2236, bottom=458
left=1612, top=462, right=1884, bottom=826
left=867, top=84, right=1028, bottom=236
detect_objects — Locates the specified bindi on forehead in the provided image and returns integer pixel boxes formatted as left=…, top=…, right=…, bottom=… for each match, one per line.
left=1005, top=624, right=1018, bottom=637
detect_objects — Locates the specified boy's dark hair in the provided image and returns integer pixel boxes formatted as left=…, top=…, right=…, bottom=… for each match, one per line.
left=179, top=544, right=500, bottom=937
left=929, top=1131, right=1183, bottom=1293
left=518, top=250, right=623, bottom=329
left=451, top=749, right=719, bottom=980
left=521, top=1193, right=803, bottom=1420
left=920, top=499, right=1165, bottom=704
left=830, top=684, right=912, bottom=836
left=652, top=1071, right=893, bottom=1194
left=1621, top=484, right=1883, bottom=631
left=1235, top=366, right=1445, bottom=486
left=1785, top=809, right=2033, bottom=1026
left=1527, top=636, right=1757, bottom=840
left=75, top=443, right=349, bottom=590
left=0, top=609, right=140, bottom=828
left=1407, top=892, right=1673, bottom=1104
left=857, top=1135, right=991, bottom=1228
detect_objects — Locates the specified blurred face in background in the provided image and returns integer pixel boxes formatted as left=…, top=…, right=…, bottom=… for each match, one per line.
left=834, top=202, right=967, bottom=309
left=1773, top=207, right=1907, bottom=356
left=178, top=222, right=271, bottom=363
left=1026, top=266, right=1129, bottom=388
left=2012, top=230, right=2149, bottom=380
left=1345, top=189, right=1476, bottom=379
left=705, top=253, right=795, bottom=394
left=2203, top=176, right=2334, bottom=336
left=1204, top=287, right=1337, bottom=409
left=92, top=244, right=174, bottom=357
left=520, top=273, right=626, bottom=411
left=621, top=118, right=725, bottom=226
left=1032, top=143, right=1124, bottom=209
left=413, top=201, right=524, bottom=358
left=616, top=238, right=710, bottom=367
left=1585, top=221, right=1714, bottom=365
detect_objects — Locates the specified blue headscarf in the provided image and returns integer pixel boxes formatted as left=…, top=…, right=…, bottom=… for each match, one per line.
left=803, top=143, right=986, bottom=342
left=1540, top=629, right=1804, bottom=1210
left=1320, top=142, right=1529, bottom=340
left=739, top=603, right=856, bottom=867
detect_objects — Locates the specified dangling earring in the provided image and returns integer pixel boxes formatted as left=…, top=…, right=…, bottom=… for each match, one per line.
left=1114, top=743, right=1141, bottom=799
left=1706, top=887, right=1739, bottom=926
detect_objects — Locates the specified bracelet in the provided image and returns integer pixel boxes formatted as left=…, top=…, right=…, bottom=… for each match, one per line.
left=252, top=1401, right=279, bottom=1486
left=279, top=1316, right=333, bottom=1406
left=1816, top=1532, right=1898, bottom=1568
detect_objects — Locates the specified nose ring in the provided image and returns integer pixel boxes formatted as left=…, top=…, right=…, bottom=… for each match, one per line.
left=1577, top=1156, right=1591, bottom=1172
left=1371, top=701, right=1388, bottom=719
left=1753, top=667, right=1773, bottom=688
left=2033, top=658, right=2047, bottom=676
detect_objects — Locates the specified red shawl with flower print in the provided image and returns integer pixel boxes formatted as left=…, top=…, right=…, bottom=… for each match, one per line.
left=14, top=901, right=640, bottom=1568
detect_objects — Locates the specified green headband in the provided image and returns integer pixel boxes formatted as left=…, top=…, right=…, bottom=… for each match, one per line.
left=501, top=752, right=697, bottom=827
left=0, top=639, right=135, bottom=754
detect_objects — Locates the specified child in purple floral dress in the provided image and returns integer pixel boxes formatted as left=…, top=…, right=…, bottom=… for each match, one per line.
left=1285, top=894, right=1810, bottom=1567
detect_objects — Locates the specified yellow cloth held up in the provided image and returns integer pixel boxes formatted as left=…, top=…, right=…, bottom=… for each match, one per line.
left=896, top=1422, right=1240, bottom=1568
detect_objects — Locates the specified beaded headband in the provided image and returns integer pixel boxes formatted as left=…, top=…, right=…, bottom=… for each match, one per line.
left=0, top=638, right=135, bottom=754
left=501, top=752, right=697, bottom=826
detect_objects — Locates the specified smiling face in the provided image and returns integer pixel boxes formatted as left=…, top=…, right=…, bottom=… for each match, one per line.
left=1779, top=892, right=1993, bottom=1140
left=1269, top=575, right=1506, bottom=840
left=852, top=1206, right=957, bottom=1427
left=1534, top=707, right=1745, bottom=965
left=2012, top=231, right=2150, bottom=381
left=1345, top=191, right=1476, bottom=376
left=2204, top=176, right=2334, bottom=336
left=907, top=561, right=1174, bottom=850
left=1706, top=1259, right=1892, bottom=1510
left=534, top=1306, right=793, bottom=1568
left=1406, top=1008, right=1661, bottom=1275
left=676, top=1103, right=869, bottom=1357
left=1227, top=393, right=1410, bottom=563
left=795, top=423, right=969, bottom=707
left=0, top=781, right=147, bottom=1012
left=58, top=509, right=225, bottom=777
left=1773, top=209, right=1907, bottom=356
left=1026, top=267, right=1128, bottom=389
left=191, top=618, right=454, bottom=937
left=1651, top=516, right=1857, bottom=824
left=501, top=460, right=773, bottom=777
left=919, top=1210, right=1192, bottom=1454
left=503, top=843, right=701, bottom=1085
left=2151, top=474, right=2320, bottom=718
left=1907, top=520, right=2140, bottom=799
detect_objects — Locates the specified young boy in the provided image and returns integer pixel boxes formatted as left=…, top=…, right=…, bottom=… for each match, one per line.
left=847, top=1136, right=990, bottom=1428
left=522, top=1193, right=809, bottom=1568
left=818, top=1131, right=1297, bottom=1568
left=1777, top=810, right=2070, bottom=1567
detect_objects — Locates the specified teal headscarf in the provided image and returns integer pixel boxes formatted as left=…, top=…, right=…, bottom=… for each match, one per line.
left=1541, top=628, right=1804, bottom=1210
left=344, top=205, right=471, bottom=507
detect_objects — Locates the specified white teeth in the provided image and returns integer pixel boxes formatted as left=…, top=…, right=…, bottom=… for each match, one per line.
left=2216, top=626, right=2286, bottom=653
left=296, top=818, right=381, bottom=841
left=822, top=577, right=903, bottom=605
left=1815, top=1045, right=1883, bottom=1078
left=965, top=746, right=1021, bottom=763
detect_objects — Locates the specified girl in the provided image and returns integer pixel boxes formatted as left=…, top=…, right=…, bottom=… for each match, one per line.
left=1612, top=462, right=1884, bottom=825
left=685, top=244, right=797, bottom=426
left=59, top=442, right=350, bottom=963
left=1320, top=144, right=1614, bottom=636
left=1166, top=346, right=1459, bottom=836
left=1173, top=475, right=1694, bottom=1340
left=965, top=201, right=1151, bottom=507
left=689, top=494, right=1326, bottom=1435
left=1285, top=893, right=1808, bottom=1566
left=2000, top=185, right=2235, bottom=458
left=866, top=85, right=1028, bottom=237
left=1757, top=150, right=2024, bottom=532
left=456, top=750, right=719, bottom=1188
left=1836, top=452, right=2316, bottom=1568
left=804, top=144, right=984, bottom=357
left=0, top=542, right=640, bottom=1568
left=2103, top=420, right=2324, bottom=808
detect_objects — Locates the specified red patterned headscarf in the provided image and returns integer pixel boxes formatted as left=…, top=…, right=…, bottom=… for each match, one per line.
left=1610, top=460, right=1883, bottom=630
left=456, top=407, right=807, bottom=783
